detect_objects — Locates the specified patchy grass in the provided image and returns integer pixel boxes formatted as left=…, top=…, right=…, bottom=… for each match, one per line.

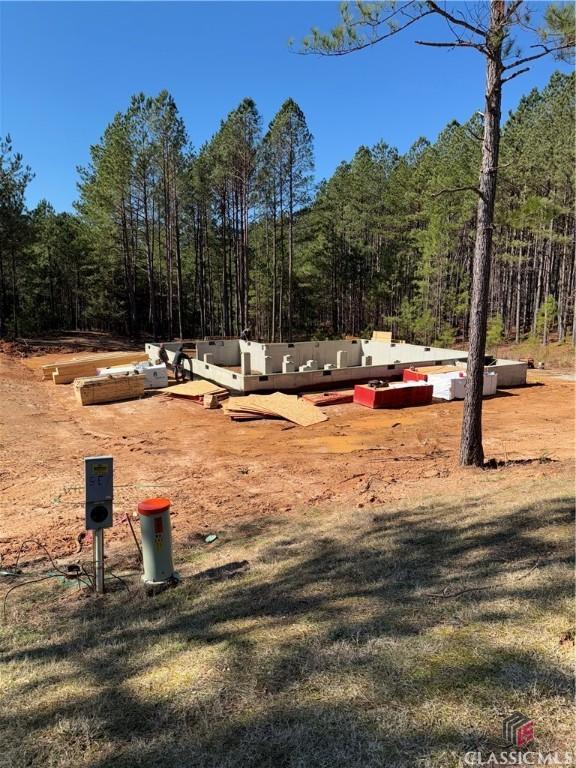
left=1, top=471, right=574, bottom=768
left=494, top=339, right=575, bottom=369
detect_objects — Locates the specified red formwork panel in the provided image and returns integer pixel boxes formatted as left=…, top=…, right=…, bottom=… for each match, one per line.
left=402, top=369, right=428, bottom=383
left=354, top=383, right=434, bottom=409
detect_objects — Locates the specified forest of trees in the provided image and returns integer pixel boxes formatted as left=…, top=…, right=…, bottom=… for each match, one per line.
left=0, top=70, right=574, bottom=346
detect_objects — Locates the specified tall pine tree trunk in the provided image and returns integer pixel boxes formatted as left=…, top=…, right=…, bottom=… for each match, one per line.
left=459, top=0, right=505, bottom=467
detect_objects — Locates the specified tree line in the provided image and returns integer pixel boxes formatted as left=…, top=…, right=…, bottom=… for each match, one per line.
left=0, top=71, right=574, bottom=345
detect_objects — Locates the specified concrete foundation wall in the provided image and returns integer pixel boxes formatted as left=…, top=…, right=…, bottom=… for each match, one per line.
left=145, top=341, right=526, bottom=392
left=456, top=360, right=528, bottom=387
left=360, top=341, right=468, bottom=366
left=195, top=340, right=240, bottom=366
left=249, top=340, right=364, bottom=372
left=145, top=342, right=194, bottom=376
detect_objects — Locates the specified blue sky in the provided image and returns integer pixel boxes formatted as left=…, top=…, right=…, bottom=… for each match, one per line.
left=0, top=1, right=570, bottom=212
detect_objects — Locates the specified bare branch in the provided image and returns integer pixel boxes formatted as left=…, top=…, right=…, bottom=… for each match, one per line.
left=503, top=42, right=574, bottom=70
left=431, top=186, right=486, bottom=202
left=425, top=1, right=487, bottom=38
left=465, top=128, right=483, bottom=142
left=504, top=0, right=524, bottom=22
left=502, top=67, right=530, bottom=84
left=415, top=39, right=486, bottom=53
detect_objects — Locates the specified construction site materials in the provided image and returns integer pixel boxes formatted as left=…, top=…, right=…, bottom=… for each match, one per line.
left=96, top=362, right=168, bottom=389
left=354, top=381, right=433, bottom=409
left=203, top=393, right=220, bottom=409
left=222, top=392, right=328, bottom=426
left=404, top=368, right=498, bottom=400
left=49, top=352, right=149, bottom=384
left=42, top=351, right=149, bottom=381
left=407, top=366, right=460, bottom=379
left=301, top=391, right=354, bottom=406
left=371, top=331, right=392, bottom=343
left=74, top=374, right=145, bottom=406
left=165, top=380, right=229, bottom=403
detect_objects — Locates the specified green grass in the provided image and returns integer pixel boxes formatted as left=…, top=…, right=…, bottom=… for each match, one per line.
left=1, top=472, right=574, bottom=768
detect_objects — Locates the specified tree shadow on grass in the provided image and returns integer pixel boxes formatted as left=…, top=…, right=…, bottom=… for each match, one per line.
left=1, top=493, right=573, bottom=767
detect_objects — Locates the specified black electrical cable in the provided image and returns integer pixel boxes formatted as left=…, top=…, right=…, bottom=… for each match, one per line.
left=2, top=574, right=61, bottom=620
left=106, top=569, right=131, bottom=592
left=9, top=538, right=70, bottom=576
left=125, top=515, right=143, bottom=562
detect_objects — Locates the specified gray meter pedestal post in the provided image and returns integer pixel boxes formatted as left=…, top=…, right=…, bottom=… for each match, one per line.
left=138, top=497, right=177, bottom=585
left=84, top=456, right=113, bottom=593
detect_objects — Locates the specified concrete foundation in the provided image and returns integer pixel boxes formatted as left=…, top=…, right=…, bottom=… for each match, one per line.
left=144, top=339, right=527, bottom=393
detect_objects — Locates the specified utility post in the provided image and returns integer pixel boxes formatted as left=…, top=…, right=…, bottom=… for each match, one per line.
left=84, top=456, right=114, bottom=593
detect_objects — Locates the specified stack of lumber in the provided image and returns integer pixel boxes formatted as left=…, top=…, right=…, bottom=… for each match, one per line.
left=165, top=380, right=229, bottom=404
left=222, top=393, right=328, bottom=426
left=74, top=374, right=145, bottom=406
left=44, top=351, right=149, bottom=384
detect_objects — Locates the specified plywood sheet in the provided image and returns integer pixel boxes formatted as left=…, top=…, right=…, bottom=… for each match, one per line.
left=223, top=393, right=328, bottom=427
left=165, top=380, right=228, bottom=398
left=371, top=330, right=392, bottom=343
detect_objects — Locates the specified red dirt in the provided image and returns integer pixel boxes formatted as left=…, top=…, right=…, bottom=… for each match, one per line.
left=1, top=344, right=573, bottom=568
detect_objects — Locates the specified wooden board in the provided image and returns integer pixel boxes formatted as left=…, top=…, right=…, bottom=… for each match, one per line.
left=301, top=390, right=354, bottom=406
left=41, top=350, right=148, bottom=379
left=371, top=330, right=392, bottom=343
left=222, top=393, right=328, bottom=427
left=415, top=365, right=461, bottom=375
left=41, top=351, right=146, bottom=379
left=73, top=374, right=145, bottom=405
left=165, top=380, right=228, bottom=399
left=51, top=352, right=149, bottom=384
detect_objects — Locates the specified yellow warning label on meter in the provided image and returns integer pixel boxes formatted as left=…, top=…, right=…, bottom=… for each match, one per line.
left=93, top=464, right=108, bottom=476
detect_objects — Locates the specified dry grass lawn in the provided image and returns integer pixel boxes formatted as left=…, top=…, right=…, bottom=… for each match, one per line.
left=1, top=469, right=574, bottom=768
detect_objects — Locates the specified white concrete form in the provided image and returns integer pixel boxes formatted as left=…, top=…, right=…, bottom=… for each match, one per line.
left=144, top=339, right=527, bottom=393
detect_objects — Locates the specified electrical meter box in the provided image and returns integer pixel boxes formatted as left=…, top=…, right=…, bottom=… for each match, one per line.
left=85, top=456, right=113, bottom=530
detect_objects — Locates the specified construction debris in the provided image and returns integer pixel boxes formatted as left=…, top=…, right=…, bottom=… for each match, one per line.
left=403, top=368, right=498, bottom=400
left=203, top=393, right=220, bottom=409
left=222, top=393, right=328, bottom=426
left=74, top=374, right=145, bottom=405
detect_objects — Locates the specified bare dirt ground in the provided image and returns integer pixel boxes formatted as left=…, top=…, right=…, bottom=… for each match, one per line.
left=0, top=337, right=574, bottom=566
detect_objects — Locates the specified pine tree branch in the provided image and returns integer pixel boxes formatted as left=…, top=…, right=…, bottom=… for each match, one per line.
left=504, top=0, right=524, bottom=23
left=431, top=185, right=486, bottom=202
left=465, top=128, right=483, bottom=142
left=415, top=39, right=487, bottom=53
left=503, top=42, right=574, bottom=70
left=300, top=9, right=434, bottom=56
left=501, top=67, right=530, bottom=84
left=425, top=1, right=487, bottom=38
